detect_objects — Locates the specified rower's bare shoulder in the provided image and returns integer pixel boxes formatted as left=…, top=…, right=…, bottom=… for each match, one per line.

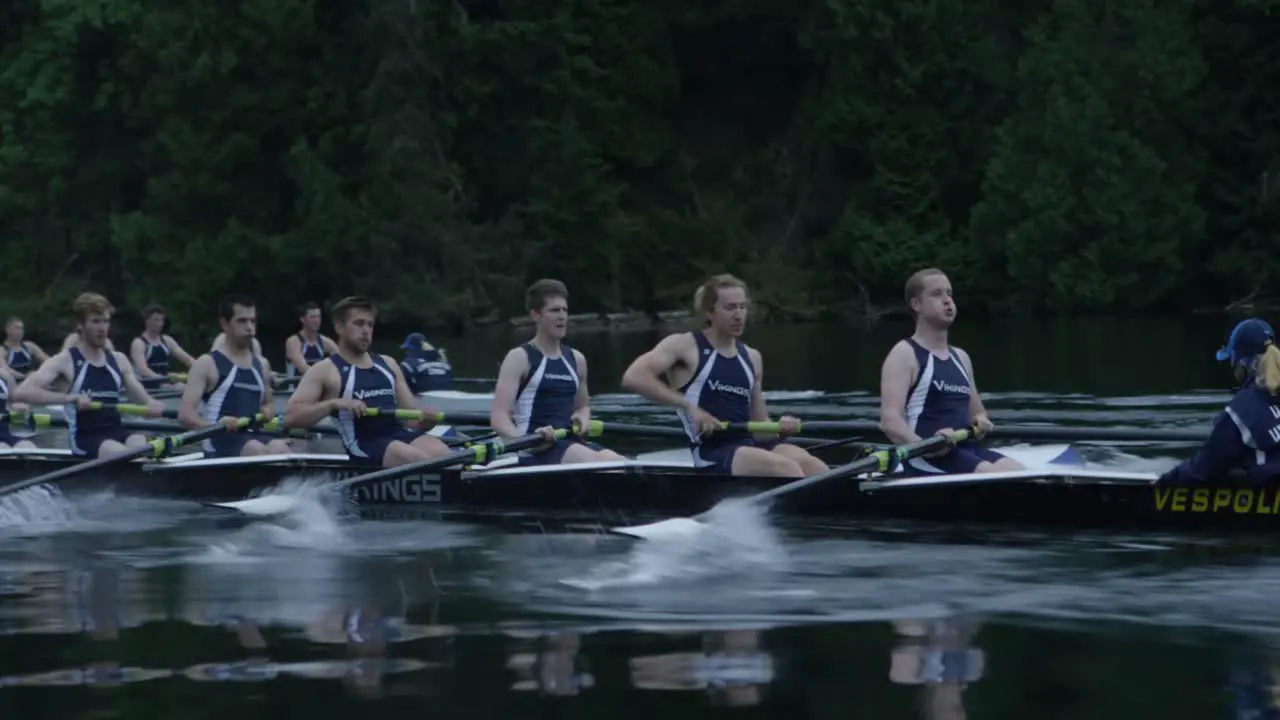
left=745, top=345, right=764, bottom=369
left=111, top=350, right=136, bottom=370
left=658, top=331, right=697, bottom=361
left=571, top=347, right=588, bottom=369
left=883, top=340, right=916, bottom=365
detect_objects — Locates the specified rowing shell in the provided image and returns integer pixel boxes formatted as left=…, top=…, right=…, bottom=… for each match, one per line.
left=4, top=441, right=1275, bottom=534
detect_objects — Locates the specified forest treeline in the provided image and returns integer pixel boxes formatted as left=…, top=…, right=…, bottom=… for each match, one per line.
left=2, top=0, right=1279, bottom=339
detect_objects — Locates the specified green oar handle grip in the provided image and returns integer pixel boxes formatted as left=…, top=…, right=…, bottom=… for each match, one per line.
left=146, top=414, right=261, bottom=458
left=4, top=411, right=56, bottom=428
left=864, top=426, right=976, bottom=473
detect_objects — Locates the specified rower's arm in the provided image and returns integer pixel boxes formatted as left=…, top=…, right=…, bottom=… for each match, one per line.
left=620, top=334, right=694, bottom=410
left=321, top=336, right=339, bottom=355
left=954, top=347, right=989, bottom=423
left=130, top=338, right=160, bottom=378
left=572, top=350, right=590, bottom=412
left=489, top=348, right=530, bottom=439
left=387, top=354, right=438, bottom=428
left=13, top=352, right=73, bottom=404
left=284, top=335, right=310, bottom=373
left=282, top=361, right=339, bottom=428
left=166, top=335, right=196, bottom=368
left=258, top=357, right=276, bottom=410
left=747, top=347, right=771, bottom=423
left=27, top=342, right=50, bottom=364
left=117, top=352, right=161, bottom=405
left=878, top=341, right=922, bottom=445
left=177, top=355, right=217, bottom=429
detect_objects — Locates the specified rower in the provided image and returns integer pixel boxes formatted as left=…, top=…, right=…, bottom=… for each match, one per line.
left=0, top=354, right=35, bottom=449
left=4, top=316, right=50, bottom=379
left=283, top=296, right=451, bottom=467
left=620, top=273, right=827, bottom=477
left=1157, top=318, right=1280, bottom=485
left=15, top=293, right=165, bottom=459
left=399, top=332, right=453, bottom=393
left=285, top=302, right=338, bottom=378
left=878, top=268, right=1023, bottom=476
left=129, top=303, right=194, bottom=391
left=490, top=279, right=626, bottom=465
left=177, top=296, right=292, bottom=457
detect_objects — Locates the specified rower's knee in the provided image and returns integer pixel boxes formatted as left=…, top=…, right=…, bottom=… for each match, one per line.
left=774, top=444, right=827, bottom=475
left=265, top=439, right=293, bottom=455
left=975, top=457, right=1023, bottom=474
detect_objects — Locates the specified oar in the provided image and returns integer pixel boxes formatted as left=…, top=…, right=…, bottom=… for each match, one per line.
left=0, top=415, right=262, bottom=498
left=552, top=419, right=1209, bottom=445
left=610, top=430, right=971, bottom=541
left=206, top=423, right=603, bottom=517
left=17, top=406, right=341, bottom=440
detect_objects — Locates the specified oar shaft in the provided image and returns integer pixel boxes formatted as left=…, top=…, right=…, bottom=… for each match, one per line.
left=0, top=416, right=257, bottom=496
left=744, top=431, right=962, bottom=505
left=331, top=430, right=567, bottom=489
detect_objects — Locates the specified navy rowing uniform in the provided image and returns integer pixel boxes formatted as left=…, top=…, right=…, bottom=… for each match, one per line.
left=401, top=351, right=452, bottom=393
left=510, top=343, right=599, bottom=466
left=136, top=335, right=172, bottom=390
left=289, top=333, right=328, bottom=377
left=332, top=354, right=422, bottom=465
left=677, top=332, right=776, bottom=474
left=66, top=347, right=130, bottom=458
left=900, top=339, right=1005, bottom=476
left=200, top=351, right=268, bottom=457
left=1158, top=383, right=1280, bottom=485
left=0, top=374, right=21, bottom=446
left=6, top=343, right=32, bottom=376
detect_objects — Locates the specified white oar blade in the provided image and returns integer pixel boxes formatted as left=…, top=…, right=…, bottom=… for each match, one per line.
left=204, top=494, right=304, bottom=517
left=609, top=517, right=706, bottom=541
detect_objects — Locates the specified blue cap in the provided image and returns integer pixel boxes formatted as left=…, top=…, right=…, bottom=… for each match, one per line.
left=1215, top=318, right=1275, bottom=363
left=400, top=332, right=426, bottom=350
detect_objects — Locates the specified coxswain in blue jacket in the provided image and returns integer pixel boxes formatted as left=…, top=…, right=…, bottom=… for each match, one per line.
left=1157, top=318, right=1280, bottom=485
left=399, top=333, right=453, bottom=393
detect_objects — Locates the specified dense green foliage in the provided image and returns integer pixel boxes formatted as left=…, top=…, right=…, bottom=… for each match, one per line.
left=2, top=0, right=1279, bottom=337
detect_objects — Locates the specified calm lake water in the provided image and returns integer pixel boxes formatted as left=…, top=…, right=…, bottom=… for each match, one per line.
left=5, top=315, right=1280, bottom=719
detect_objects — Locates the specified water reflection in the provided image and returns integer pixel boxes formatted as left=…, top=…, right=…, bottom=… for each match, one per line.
left=507, top=632, right=594, bottom=695
left=629, top=629, right=774, bottom=706
left=889, top=617, right=985, bottom=719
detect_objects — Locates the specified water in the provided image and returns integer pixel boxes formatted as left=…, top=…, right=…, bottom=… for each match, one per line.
left=3, top=316, right=1278, bottom=718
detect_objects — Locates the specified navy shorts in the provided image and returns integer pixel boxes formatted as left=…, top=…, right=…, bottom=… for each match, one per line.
left=904, top=443, right=1007, bottom=476
left=72, top=428, right=136, bottom=459
left=0, top=427, right=25, bottom=447
left=692, top=438, right=785, bottom=475
left=346, top=427, right=426, bottom=466
left=203, top=431, right=271, bottom=458
left=518, top=438, right=603, bottom=466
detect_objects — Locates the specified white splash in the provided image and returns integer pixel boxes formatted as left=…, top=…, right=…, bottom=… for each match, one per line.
left=560, top=499, right=790, bottom=591
left=0, top=484, right=79, bottom=532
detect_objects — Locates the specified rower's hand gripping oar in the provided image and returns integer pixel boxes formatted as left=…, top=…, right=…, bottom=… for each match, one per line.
left=0, top=415, right=263, bottom=498
left=207, top=421, right=606, bottom=517
left=609, top=429, right=973, bottom=541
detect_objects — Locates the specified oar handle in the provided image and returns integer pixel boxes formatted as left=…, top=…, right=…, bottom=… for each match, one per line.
left=143, top=415, right=260, bottom=459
